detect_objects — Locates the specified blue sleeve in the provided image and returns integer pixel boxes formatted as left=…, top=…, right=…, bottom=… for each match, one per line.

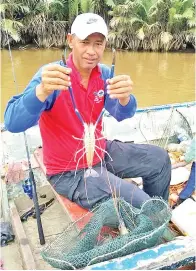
left=100, top=64, right=137, bottom=122
left=105, top=94, right=137, bottom=121
left=4, top=67, right=58, bottom=133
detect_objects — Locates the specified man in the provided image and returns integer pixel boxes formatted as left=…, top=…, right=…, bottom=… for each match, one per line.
left=4, top=13, right=171, bottom=210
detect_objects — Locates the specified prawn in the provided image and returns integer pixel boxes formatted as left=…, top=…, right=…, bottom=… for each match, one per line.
left=62, top=49, right=115, bottom=178
left=73, top=122, right=113, bottom=178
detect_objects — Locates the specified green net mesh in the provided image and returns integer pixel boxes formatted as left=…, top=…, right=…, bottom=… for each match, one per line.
left=41, top=197, right=171, bottom=270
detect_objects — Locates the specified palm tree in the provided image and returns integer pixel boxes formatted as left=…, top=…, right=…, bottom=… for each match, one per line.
left=1, top=0, right=195, bottom=49
left=21, top=0, right=69, bottom=47
left=68, top=0, right=116, bottom=25
left=109, top=0, right=162, bottom=50
left=166, top=0, right=195, bottom=49
left=91, top=0, right=116, bottom=24
left=0, top=0, right=29, bottom=46
left=108, top=0, right=195, bottom=51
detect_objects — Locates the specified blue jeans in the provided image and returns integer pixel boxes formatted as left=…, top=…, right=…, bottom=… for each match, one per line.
left=47, top=140, right=171, bottom=210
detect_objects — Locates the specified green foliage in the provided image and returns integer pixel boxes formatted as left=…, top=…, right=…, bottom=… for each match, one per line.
left=109, top=0, right=195, bottom=51
left=0, top=0, right=195, bottom=50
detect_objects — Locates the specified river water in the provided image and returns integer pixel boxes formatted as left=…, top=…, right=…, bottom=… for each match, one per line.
left=1, top=49, right=194, bottom=121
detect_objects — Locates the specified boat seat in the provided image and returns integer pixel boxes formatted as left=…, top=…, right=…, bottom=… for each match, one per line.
left=33, top=147, right=91, bottom=229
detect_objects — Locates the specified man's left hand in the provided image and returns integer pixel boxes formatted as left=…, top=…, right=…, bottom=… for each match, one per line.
left=106, top=75, right=133, bottom=106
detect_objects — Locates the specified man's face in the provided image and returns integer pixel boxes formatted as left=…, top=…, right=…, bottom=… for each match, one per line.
left=67, top=33, right=106, bottom=71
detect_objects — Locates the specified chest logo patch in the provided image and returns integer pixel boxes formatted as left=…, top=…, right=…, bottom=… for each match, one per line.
left=93, top=89, right=104, bottom=103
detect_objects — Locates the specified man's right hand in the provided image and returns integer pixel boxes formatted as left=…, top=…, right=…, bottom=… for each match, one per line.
left=36, top=64, right=72, bottom=102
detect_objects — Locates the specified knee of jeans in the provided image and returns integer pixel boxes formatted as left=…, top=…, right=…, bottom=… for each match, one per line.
left=157, top=147, right=171, bottom=173
left=150, top=146, right=171, bottom=174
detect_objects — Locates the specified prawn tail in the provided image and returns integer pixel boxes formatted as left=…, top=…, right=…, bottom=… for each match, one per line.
left=84, top=168, right=99, bottom=178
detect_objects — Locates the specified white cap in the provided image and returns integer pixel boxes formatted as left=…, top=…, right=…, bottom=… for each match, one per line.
left=71, top=13, right=108, bottom=40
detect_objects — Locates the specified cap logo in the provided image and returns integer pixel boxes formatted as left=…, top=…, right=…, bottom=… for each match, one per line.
left=86, top=18, right=98, bottom=24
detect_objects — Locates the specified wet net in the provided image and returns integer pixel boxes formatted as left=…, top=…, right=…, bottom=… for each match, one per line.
left=138, top=107, right=194, bottom=148
left=41, top=197, right=171, bottom=270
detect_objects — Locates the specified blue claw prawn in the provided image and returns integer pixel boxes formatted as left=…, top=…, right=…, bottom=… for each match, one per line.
left=62, top=49, right=115, bottom=178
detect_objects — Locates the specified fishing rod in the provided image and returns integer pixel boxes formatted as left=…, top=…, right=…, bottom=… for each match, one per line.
left=3, top=14, right=45, bottom=245
left=23, top=134, right=45, bottom=245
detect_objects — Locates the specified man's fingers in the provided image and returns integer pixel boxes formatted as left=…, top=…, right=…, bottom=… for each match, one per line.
left=109, top=92, right=131, bottom=99
left=107, top=80, right=132, bottom=91
left=42, top=70, right=71, bottom=81
left=107, top=86, right=132, bottom=96
left=107, top=75, right=130, bottom=84
left=44, top=77, right=71, bottom=87
left=56, top=85, right=69, bottom=91
left=44, top=64, right=72, bottom=75
left=38, top=64, right=71, bottom=98
left=46, top=85, right=69, bottom=92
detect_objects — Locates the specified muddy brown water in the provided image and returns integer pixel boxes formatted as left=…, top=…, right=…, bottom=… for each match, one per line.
left=1, top=49, right=194, bottom=121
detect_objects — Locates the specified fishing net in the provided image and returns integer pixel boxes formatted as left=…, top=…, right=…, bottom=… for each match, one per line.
left=138, top=106, right=194, bottom=148
left=103, top=103, right=195, bottom=152
left=41, top=197, right=171, bottom=270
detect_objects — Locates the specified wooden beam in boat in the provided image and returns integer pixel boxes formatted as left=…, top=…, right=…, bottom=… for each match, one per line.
left=9, top=200, right=36, bottom=270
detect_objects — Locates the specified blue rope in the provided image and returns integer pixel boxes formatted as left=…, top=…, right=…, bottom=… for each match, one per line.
left=136, top=101, right=196, bottom=113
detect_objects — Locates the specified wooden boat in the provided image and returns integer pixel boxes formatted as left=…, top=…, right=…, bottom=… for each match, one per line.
left=1, top=101, right=195, bottom=270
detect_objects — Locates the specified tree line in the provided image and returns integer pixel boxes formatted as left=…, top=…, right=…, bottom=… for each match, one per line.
left=0, top=0, right=195, bottom=51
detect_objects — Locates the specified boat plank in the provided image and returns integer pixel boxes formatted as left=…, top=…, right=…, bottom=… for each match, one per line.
left=86, top=236, right=195, bottom=270
left=9, top=200, right=36, bottom=270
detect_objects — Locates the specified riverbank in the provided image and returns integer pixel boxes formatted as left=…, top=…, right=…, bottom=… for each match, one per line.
left=1, top=43, right=195, bottom=53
